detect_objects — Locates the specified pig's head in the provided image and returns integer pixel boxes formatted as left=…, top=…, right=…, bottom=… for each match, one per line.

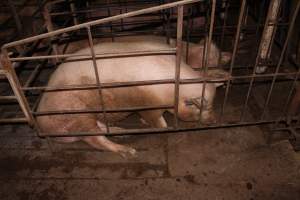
left=171, top=84, right=217, bottom=123
left=187, top=39, right=232, bottom=69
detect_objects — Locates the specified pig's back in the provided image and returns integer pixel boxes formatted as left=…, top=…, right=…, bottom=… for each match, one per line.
left=47, top=40, right=199, bottom=87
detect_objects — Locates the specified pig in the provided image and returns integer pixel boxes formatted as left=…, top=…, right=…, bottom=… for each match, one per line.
left=37, top=38, right=229, bottom=158
left=58, top=35, right=232, bottom=69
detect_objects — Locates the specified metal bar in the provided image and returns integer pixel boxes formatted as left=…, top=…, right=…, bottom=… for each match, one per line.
left=33, top=105, right=173, bottom=116
left=0, top=51, right=35, bottom=126
left=21, top=72, right=300, bottom=93
left=40, top=120, right=277, bottom=137
left=220, top=0, right=247, bottom=122
left=2, top=0, right=202, bottom=49
left=198, top=0, right=216, bottom=123
left=69, top=0, right=79, bottom=25
left=9, top=49, right=176, bottom=62
left=42, top=3, right=59, bottom=63
left=173, top=5, right=184, bottom=128
left=86, top=26, right=110, bottom=133
left=0, top=118, right=28, bottom=124
left=255, top=0, right=282, bottom=74
left=0, top=96, right=17, bottom=101
left=7, top=0, right=22, bottom=35
left=260, top=1, right=300, bottom=120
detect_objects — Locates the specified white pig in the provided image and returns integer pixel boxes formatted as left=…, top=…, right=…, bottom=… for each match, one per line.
left=37, top=39, right=228, bottom=157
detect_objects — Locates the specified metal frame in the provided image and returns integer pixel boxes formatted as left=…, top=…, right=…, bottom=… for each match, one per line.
left=0, top=0, right=300, bottom=142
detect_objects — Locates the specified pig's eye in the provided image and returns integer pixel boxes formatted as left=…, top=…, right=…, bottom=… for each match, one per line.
left=184, top=99, right=194, bottom=106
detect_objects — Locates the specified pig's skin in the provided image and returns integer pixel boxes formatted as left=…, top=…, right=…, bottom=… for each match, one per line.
left=37, top=39, right=220, bottom=157
left=59, top=35, right=231, bottom=69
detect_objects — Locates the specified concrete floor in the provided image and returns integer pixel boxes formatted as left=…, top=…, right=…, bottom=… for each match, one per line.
left=0, top=123, right=299, bottom=200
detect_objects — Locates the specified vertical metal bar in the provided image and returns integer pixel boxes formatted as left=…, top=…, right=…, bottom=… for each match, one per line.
left=185, top=7, right=191, bottom=63
left=173, top=5, right=184, bottom=128
left=240, top=0, right=283, bottom=121
left=219, top=0, right=229, bottom=50
left=260, top=1, right=300, bottom=120
left=7, top=0, right=23, bottom=35
left=255, top=0, right=282, bottom=74
left=43, top=4, right=59, bottom=63
left=70, top=0, right=79, bottom=25
left=198, top=0, right=216, bottom=123
left=220, top=0, right=247, bottom=123
left=166, top=6, right=171, bottom=44
left=86, top=26, right=110, bottom=133
left=106, top=0, right=115, bottom=42
left=0, top=51, right=35, bottom=126
left=255, top=0, right=266, bottom=36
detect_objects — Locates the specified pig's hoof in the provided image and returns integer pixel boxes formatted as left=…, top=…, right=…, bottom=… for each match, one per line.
left=118, top=146, right=137, bottom=159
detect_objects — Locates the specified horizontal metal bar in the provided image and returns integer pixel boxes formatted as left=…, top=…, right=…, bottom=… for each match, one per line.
left=0, top=96, right=17, bottom=101
left=9, top=49, right=176, bottom=62
left=21, top=71, right=299, bottom=92
left=33, top=105, right=173, bottom=116
left=40, top=120, right=277, bottom=137
left=2, top=0, right=202, bottom=49
left=0, top=118, right=27, bottom=124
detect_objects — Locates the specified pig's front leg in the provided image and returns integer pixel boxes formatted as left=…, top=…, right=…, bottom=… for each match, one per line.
left=83, top=136, right=137, bottom=158
left=139, top=110, right=168, bottom=128
left=83, top=122, right=137, bottom=158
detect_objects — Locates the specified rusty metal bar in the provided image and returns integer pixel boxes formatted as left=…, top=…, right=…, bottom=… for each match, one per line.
left=0, top=51, right=35, bottom=126
left=0, top=96, right=17, bottom=101
left=260, top=1, right=300, bottom=120
left=2, top=0, right=202, bottom=49
left=173, top=5, right=184, bottom=128
left=86, top=26, right=110, bottom=133
left=198, top=0, right=216, bottom=123
left=255, top=0, right=282, bottom=74
left=220, top=0, right=247, bottom=122
left=9, top=49, right=176, bottom=62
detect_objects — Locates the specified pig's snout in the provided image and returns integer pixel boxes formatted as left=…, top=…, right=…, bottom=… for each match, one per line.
left=177, top=98, right=216, bottom=124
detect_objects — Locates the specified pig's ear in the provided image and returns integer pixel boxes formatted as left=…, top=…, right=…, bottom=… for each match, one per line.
left=96, top=121, right=107, bottom=132
left=220, top=52, right=232, bottom=65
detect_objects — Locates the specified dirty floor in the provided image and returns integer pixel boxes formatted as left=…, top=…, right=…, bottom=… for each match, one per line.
left=0, top=122, right=299, bottom=200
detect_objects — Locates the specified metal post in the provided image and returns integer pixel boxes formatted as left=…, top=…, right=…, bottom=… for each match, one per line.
left=0, top=51, right=35, bottom=126
left=255, top=0, right=282, bottom=74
